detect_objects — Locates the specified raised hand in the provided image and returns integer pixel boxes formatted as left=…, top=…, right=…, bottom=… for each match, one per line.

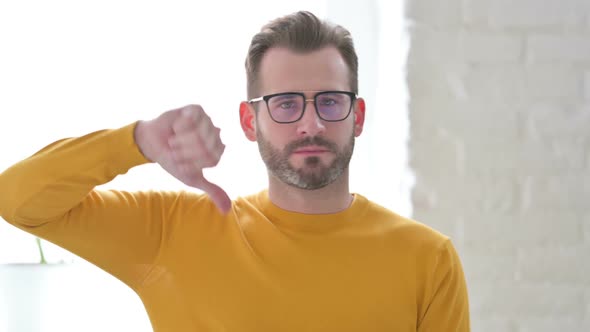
left=134, top=105, right=231, bottom=213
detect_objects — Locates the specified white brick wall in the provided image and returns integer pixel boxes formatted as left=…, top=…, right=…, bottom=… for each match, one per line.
left=463, top=32, right=522, bottom=63
left=405, top=0, right=590, bottom=330
left=528, top=35, right=590, bottom=62
left=464, top=0, right=587, bottom=28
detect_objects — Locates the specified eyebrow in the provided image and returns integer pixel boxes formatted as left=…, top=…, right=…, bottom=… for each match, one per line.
left=271, top=93, right=300, bottom=99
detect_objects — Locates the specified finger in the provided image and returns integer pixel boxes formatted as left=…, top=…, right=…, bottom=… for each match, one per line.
left=203, top=126, right=223, bottom=152
left=168, top=132, right=203, bottom=162
left=196, top=176, right=232, bottom=214
left=170, top=135, right=223, bottom=168
left=196, top=113, right=213, bottom=137
left=172, top=106, right=205, bottom=134
left=213, top=141, right=225, bottom=163
left=169, top=124, right=221, bottom=165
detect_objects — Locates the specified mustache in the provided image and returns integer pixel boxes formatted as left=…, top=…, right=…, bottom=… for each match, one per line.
left=285, top=136, right=338, bottom=154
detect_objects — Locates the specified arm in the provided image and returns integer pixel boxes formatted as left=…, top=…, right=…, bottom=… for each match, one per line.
left=0, top=123, right=168, bottom=288
left=417, top=239, right=471, bottom=331
left=0, top=105, right=228, bottom=289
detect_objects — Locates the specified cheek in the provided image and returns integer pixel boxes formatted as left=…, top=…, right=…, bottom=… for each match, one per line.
left=258, top=122, right=292, bottom=148
left=328, top=122, right=355, bottom=140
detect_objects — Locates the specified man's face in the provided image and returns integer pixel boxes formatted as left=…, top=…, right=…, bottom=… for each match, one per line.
left=248, top=46, right=364, bottom=190
left=256, top=118, right=355, bottom=190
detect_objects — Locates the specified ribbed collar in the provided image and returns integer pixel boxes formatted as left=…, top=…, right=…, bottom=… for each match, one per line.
left=247, top=190, right=369, bottom=234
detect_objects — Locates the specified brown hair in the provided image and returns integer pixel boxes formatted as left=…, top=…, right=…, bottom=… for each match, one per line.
left=245, top=11, right=358, bottom=99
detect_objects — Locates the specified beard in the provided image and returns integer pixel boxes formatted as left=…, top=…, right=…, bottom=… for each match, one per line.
left=256, top=127, right=355, bottom=190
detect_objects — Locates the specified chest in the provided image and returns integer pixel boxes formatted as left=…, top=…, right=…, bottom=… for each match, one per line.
left=139, top=234, right=419, bottom=331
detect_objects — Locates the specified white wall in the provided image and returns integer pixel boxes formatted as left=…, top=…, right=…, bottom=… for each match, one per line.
left=406, top=0, right=590, bottom=330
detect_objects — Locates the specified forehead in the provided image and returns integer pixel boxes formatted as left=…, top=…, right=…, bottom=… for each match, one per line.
left=258, top=46, right=350, bottom=95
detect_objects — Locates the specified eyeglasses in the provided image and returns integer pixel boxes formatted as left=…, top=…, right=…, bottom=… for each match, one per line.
left=248, top=90, right=357, bottom=124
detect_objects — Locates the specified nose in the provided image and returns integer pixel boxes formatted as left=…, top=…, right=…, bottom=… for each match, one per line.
left=297, top=99, right=326, bottom=137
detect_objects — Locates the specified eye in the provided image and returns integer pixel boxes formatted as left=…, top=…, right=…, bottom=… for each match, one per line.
left=269, top=94, right=301, bottom=112
left=280, top=101, right=297, bottom=109
left=320, top=98, right=337, bottom=106
left=318, top=93, right=347, bottom=106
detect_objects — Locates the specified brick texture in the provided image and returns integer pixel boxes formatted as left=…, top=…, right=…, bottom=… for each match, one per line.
left=406, top=0, right=590, bottom=329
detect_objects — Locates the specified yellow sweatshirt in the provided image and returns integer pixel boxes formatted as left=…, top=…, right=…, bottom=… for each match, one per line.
left=0, top=122, right=470, bottom=331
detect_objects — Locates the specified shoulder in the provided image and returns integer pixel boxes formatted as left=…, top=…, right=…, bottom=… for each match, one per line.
left=358, top=194, right=452, bottom=252
left=114, top=189, right=221, bottom=221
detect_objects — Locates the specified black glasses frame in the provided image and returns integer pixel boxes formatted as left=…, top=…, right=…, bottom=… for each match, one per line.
left=248, top=90, right=357, bottom=124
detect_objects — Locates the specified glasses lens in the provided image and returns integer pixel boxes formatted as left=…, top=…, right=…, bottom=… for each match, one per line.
left=316, top=92, right=352, bottom=121
left=267, top=94, right=304, bottom=123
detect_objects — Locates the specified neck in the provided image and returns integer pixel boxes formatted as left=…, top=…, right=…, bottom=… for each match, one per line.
left=267, top=169, right=353, bottom=214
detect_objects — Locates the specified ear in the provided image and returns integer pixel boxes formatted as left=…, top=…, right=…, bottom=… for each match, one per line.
left=239, top=101, right=257, bottom=142
left=353, top=98, right=366, bottom=137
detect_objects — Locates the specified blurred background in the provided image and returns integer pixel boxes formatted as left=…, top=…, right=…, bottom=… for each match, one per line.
left=0, top=0, right=588, bottom=331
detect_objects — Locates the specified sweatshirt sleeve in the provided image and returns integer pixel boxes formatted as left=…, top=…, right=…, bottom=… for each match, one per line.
left=0, top=122, right=174, bottom=290
left=417, top=239, right=471, bottom=331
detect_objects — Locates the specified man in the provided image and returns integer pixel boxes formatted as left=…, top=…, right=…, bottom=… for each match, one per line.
left=0, top=11, right=470, bottom=331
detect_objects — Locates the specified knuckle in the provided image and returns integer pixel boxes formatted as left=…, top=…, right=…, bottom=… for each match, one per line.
left=188, top=104, right=205, bottom=117
left=206, top=137, right=217, bottom=151
left=205, top=149, right=216, bottom=163
left=205, top=151, right=218, bottom=167
left=212, top=153, right=221, bottom=166
left=171, top=120, right=182, bottom=133
left=186, top=104, right=202, bottom=111
left=181, top=105, right=204, bottom=122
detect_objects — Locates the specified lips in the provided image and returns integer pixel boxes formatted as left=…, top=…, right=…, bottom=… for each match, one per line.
left=286, top=136, right=338, bottom=155
left=293, top=146, right=331, bottom=154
